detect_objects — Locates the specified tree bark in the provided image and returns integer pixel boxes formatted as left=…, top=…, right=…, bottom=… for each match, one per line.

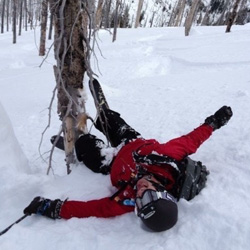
left=39, top=0, right=48, bottom=56
left=168, top=1, right=177, bottom=26
left=12, top=0, right=17, bottom=43
left=226, top=0, right=242, bottom=33
left=48, top=12, right=53, bottom=39
left=104, top=0, right=112, bottom=28
left=96, top=0, right=104, bottom=29
left=185, top=0, right=200, bottom=36
left=175, top=0, right=186, bottom=26
left=6, top=0, right=9, bottom=31
left=50, top=0, right=87, bottom=174
left=112, top=0, right=120, bottom=42
left=28, top=0, right=33, bottom=30
left=174, top=0, right=183, bottom=26
left=24, top=0, right=28, bottom=31
left=18, top=0, right=24, bottom=36
left=1, top=0, right=6, bottom=33
left=135, top=0, right=143, bottom=28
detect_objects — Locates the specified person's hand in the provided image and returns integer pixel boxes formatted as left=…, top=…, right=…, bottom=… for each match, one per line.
left=23, top=196, right=45, bottom=215
left=205, top=106, right=233, bottom=131
left=24, top=196, right=63, bottom=219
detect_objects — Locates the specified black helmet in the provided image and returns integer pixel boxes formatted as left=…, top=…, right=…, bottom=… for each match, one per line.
left=136, top=189, right=178, bottom=232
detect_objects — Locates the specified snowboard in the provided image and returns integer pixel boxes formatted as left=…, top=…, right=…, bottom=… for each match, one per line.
left=89, top=78, right=109, bottom=111
left=50, top=135, right=64, bottom=151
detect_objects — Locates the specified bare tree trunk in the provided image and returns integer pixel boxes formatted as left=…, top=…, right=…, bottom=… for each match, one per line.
left=185, top=0, right=200, bottom=36
left=120, top=3, right=130, bottom=28
left=50, top=0, right=87, bottom=174
left=174, top=0, right=183, bottom=26
left=104, top=0, right=112, bottom=28
left=48, top=11, right=53, bottom=39
left=1, top=0, right=6, bottom=33
left=135, top=0, right=143, bottom=28
left=226, top=0, right=241, bottom=33
left=24, top=0, right=28, bottom=31
left=87, top=0, right=95, bottom=29
left=168, top=2, right=177, bottom=26
left=96, top=0, right=104, bottom=29
left=39, top=0, right=48, bottom=56
left=28, top=0, right=33, bottom=29
left=82, top=4, right=88, bottom=38
left=6, top=0, right=9, bottom=31
left=179, top=0, right=187, bottom=26
left=150, top=11, right=156, bottom=27
left=112, top=0, right=120, bottom=42
left=12, top=0, right=17, bottom=43
left=175, top=0, right=186, bottom=26
left=18, top=0, right=23, bottom=36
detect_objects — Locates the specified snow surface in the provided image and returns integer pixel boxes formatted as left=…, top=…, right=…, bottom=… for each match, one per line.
left=0, top=24, right=250, bottom=249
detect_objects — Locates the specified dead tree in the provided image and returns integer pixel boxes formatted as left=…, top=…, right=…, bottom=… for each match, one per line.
left=135, top=0, right=143, bottom=28
left=18, top=0, right=24, bottom=36
left=175, top=0, right=186, bottom=26
left=28, top=0, right=33, bottom=29
left=1, top=0, right=6, bottom=33
left=24, top=0, right=28, bottom=31
left=48, top=0, right=54, bottom=40
left=48, top=0, right=87, bottom=174
left=96, top=0, right=104, bottom=29
left=104, top=0, right=112, bottom=28
left=185, top=0, right=200, bottom=36
left=173, top=0, right=183, bottom=26
left=6, top=0, right=9, bottom=31
left=112, top=0, right=120, bottom=42
left=39, top=0, right=48, bottom=56
left=226, top=0, right=242, bottom=33
left=168, top=1, right=177, bottom=26
left=12, top=0, right=17, bottom=43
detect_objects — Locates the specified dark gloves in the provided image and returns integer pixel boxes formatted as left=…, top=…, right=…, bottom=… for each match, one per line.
left=23, top=196, right=63, bottom=219
left=205, top=106, right=233, bottom=131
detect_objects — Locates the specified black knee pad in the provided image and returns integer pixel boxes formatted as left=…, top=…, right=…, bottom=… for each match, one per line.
left=75, top=134, right=110, bottom=174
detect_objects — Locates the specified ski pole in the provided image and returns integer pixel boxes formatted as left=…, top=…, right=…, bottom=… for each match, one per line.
left=0, top=214, right=30, bottom=236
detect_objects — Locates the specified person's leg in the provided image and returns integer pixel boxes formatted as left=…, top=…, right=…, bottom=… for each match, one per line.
left=75, top=134, right=111, bottom=174
left=95, top=109, right=141, bottom=147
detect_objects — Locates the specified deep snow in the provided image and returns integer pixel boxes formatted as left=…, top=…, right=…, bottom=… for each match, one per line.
left=0, top=24, right=250, bottom=250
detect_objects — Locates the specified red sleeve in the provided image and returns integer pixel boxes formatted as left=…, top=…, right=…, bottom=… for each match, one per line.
left=60, top=197, right=134, bottom=219
left=159, top=124, right=213, bottom=161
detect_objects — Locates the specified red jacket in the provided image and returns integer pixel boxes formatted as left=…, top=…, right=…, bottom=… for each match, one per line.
left=60, top=124, right=213, bottom=219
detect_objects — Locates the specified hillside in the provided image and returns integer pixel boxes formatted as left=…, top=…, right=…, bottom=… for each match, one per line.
left=0, top=24, right=250, bottom=250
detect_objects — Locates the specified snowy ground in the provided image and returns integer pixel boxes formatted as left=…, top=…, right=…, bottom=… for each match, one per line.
left=0, top=24, right=250, bottom=250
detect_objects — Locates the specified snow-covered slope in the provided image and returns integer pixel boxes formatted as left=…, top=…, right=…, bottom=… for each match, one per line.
left=0, top=24, right=250, bottom=250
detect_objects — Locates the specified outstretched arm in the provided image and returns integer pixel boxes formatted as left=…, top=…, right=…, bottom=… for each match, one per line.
left=161, top=124, right=213, bottom=161
left=23, top=196, right=134, bottom=220
left=160, top=106, right=233, bottom=161
left=60, top=197, right=134, bottom=219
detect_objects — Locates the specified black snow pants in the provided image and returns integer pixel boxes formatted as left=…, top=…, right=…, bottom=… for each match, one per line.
left=75, top=109, right=141, bottom=174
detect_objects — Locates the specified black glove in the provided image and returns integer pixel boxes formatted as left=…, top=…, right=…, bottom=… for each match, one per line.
left=24, top=196, right=63, bottom=219
left=205, top=106, right=233, bottom=131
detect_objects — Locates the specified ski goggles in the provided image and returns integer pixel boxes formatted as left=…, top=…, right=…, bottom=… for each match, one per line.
left=135, top=189, right=177, bottom=210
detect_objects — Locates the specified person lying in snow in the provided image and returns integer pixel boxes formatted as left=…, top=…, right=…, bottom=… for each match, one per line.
left=24, top=101, right=232, bottom=232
